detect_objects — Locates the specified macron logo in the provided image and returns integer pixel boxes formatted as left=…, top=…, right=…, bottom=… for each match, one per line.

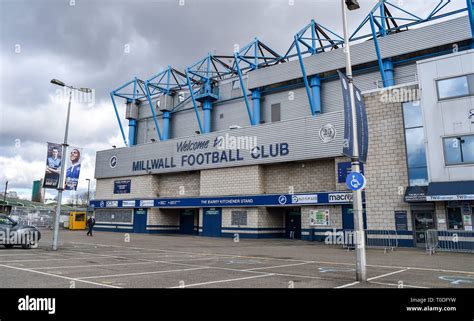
left=18, top=295, right=55, bottom=315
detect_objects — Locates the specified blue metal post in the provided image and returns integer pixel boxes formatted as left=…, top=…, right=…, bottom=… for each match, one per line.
left=234, top=52, right=254, bottom=124
left=110, top=92, right=128, bottom=147
left=468, top=0, right=474, bottom=48
left=162, top=111, right=170, bottom=140
left=202, top=99, right=212, bottom=133
left=383, top=59, right=395, bottom=87
left=251, top=89, right=261, bottom=125
left=369, top=14, right=388, bottom=87
left=185, top=69, right=204, bottom=134
left=294, top=35, right=316, bottom=115
left=128, top=119, right=136, bottom=146
left=202, top=79, right=214, bottom=133
left=309, top=76, right=321, bottom=114
left=144, top=83, right=163, bottom=141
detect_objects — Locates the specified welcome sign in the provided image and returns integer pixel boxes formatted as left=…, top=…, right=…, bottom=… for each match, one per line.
left=95, top=112, right=345, bottom=178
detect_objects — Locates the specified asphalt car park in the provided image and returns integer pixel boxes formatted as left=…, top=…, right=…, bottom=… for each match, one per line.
left=0, top=230, right=473, bottom=289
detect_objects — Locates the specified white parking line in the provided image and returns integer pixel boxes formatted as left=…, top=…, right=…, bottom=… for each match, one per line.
left=335, top=281, right=360, bottom=288
left=71, top=241, right=474, bottom=275
left=30, top=256, right=217, bottom=270
left=368, top=281, right=427, bottom=288
left=77, top=267, right=210, bottom=280
left=0, top=263, right=121, bottom=288
left=243, top=262, right=311, bottom=271
left=169, top=274, right=275, bottom=288
left=367, top=268, right=409, bottom=281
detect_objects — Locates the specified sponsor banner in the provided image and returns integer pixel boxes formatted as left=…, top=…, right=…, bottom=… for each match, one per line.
left=291, top=194, right=318, bottom=204
left=91, top=192, right=356, bottom=209
left=426, top=194, right=474, bottom=201
left=64, top=147, right=83, bottom=191
left=122, top=200, right=136, bottom=207
left=139, top=200, right=154, bottom=207
left=43, top=142, right=63, bottom=189
left=354, top=82, right=369, bottom=164
left=328, top=192, right=353, bottom=203
left=114, top=180, right=131, bottom=194
left=106, top=201, right=118, bottom=208
left=338, top=71, right=369, bottom=163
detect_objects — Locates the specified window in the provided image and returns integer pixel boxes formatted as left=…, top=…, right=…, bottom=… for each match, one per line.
left=443, top=135, right=474, bottom=165
left=0, top=217, right=14, bottom=225
left=402, top=101, right=428, bottom=186
left=232, top=80, right=241, bottom=90
left=271, top=103, right=281, bottom=122
left=231, top=211, right=247, bottom=226
left=447, top=207, right=463, bottom=230
left=436, top=74, right=474, bottom=100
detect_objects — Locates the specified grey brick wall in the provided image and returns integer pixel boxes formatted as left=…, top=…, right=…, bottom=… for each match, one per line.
left=158, top=171, right=200, bottom=197
left=263, top=159, right=336, bottom=194
left=363, top=87, right=413, bottom=230
left=200, top=165, right=264, bottom=196
left=147, top=208, right=179, bottom=226
left=96, top=175, right=159, bottom=199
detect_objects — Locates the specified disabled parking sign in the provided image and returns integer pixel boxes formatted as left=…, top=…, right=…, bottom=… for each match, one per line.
left=346, top=172, right=366, bottom=191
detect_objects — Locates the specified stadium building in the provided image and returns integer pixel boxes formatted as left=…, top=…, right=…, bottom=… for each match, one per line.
left=90, top=1, right=474, bottom=247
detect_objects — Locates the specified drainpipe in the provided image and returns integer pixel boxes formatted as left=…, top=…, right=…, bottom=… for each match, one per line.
left=310, top=76, right=322, bottom=114
left=125, top=99, right=137, bottom=146
left=251, top=89, right=261, bottom=125
left=162, top=111, right=171, bottom=140
left=383, top=59, right=395, bottom=87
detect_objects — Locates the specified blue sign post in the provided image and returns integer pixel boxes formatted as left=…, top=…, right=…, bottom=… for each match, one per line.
left=346, top=172, right=366, bottom=191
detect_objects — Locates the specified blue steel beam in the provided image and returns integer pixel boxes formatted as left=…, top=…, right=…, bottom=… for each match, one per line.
left=233, top=38, right=284, bottom=125
left=110, top=92, right=128, bottom=147
left=144, top=66, right=188, bottom=141
left=110, top=77, right=150, bottom=147
left=294, top=35, right=316, bottom=116
left=369, top=13, right=388, bottom=87
left=468, top=0, right=474, bottom=47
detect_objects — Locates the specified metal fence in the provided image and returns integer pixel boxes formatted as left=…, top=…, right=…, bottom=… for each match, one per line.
left=425, top=229, right=474, bottom=254
left=366, top=230, right=398, bottom=253
left=342, top=229, right=398, bottom=253
left=10, top=207, right=75, bottom=229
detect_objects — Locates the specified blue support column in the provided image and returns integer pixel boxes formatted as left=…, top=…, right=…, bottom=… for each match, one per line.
left=202, top=99, right=212, bottom=133
left=468, top=0, right=474, bottom=48
left=309, top=76, right=321, bottom=114
left=128, top=119, right=136, bottom=146
left=383, top=59, right=395, bottom=87
left=251, top=89, right=261, bottom=125
left=162, top=111, right=171, bottom=140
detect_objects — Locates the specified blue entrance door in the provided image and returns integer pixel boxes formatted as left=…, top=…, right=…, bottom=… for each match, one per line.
left=285, top=209, right=302, bottom=239
left=133, top=208, right=148, bottom=233
left=202, top=208, right=222, bottom=237
left=180, top=210, right=196, bottom=234
left=342, top=205, right=367, bottom=230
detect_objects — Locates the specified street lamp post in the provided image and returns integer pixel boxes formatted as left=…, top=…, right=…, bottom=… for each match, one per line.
left=2, top=181, right=8, bottom=214
left=341, top=0, right=367, bottom=282
left=50, top=79, right=91, bottom=251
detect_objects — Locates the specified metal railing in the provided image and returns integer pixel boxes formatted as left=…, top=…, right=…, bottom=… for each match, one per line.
left=426, top=229, right=474, bottom=254
left=9, top=209, right=70, bottom=229
left=342, top=229, right=398, bottom=253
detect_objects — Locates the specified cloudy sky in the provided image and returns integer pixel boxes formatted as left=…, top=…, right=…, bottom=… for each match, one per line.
left=0, top=0, right=467, bottom=201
